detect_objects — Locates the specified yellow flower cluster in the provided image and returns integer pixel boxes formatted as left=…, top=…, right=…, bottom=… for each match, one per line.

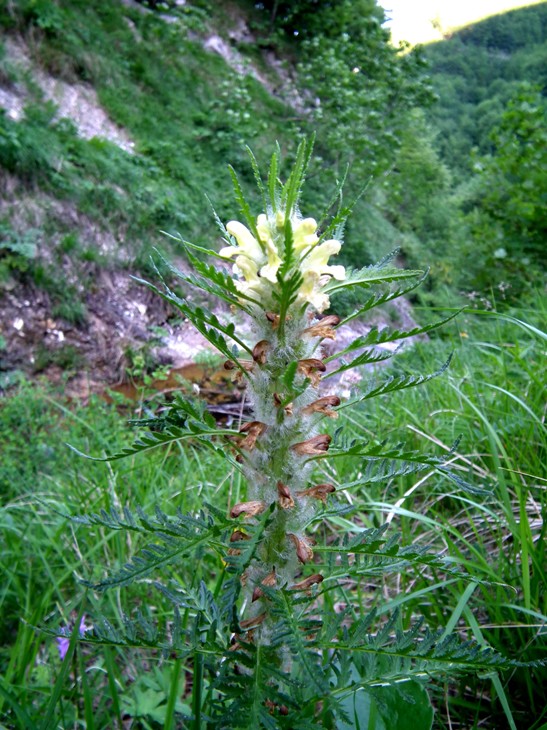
left=220, top=212, right=345, bottom=312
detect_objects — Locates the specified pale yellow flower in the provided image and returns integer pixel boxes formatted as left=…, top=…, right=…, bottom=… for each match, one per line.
left=297, top=239, right=345, bottom=311
left=256, top=214, right=282, bottom=283
left=293, top=218, right=319, bottom=252
left=220, top=212, right=345, bottom=313
left=220, top=221, right=267, bottom=297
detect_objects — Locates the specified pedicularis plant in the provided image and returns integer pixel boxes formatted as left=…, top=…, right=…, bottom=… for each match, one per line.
left=75, top=140, right=534, bottom=729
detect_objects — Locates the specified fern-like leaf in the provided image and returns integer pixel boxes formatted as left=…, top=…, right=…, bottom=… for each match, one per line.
left=155, top=249, right=256, bottom=311
left=326, top=311, right=462, bottom=364
left=229, top=165, right=263, bottom=245
left=133, top=274, right=253, bottom=367
left=324, top=347, right=399, bottom=379
left=313, top=439, right=489, bottom=495
left=324, top=250, right=423, bottom=294
left=338, top=270, right=429, bottom=326
left=85, top=515, right=226, bottom=591
left=316, top=526, right=465, bottom=580
left=334, top=356, right=453, bottom=407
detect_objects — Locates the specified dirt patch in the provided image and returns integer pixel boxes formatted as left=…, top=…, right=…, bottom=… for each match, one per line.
left=0, top=175, right=130, bottom=265
left=0, top=263, right=219, bottom=397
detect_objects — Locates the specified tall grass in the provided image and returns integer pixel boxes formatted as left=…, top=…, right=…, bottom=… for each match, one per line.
left=328, top=297, right=546, bottom=728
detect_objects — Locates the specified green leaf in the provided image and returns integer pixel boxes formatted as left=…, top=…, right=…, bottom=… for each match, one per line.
left=337, top=681, right=433, bottom=730
left=132, top=275, right=253, bottom=366
left=339, top=270, right=429, bottom=327
left=324, top=347, right=398, bottom=379
left=160, top=230, right=227, bottom=261
left=228, top=165, right=263, bottom=247
left=324, top=250, right=423, bottom=294
left=155, top=249, right=253, bottom=310
left=281, top=136, right=314, bottom=219
left=315, top=439, right=490, bottom=496
left=70, top=421, right=238, bottom=462
left=246, top=145, right=267, bottom=212
left=268, top=143, right=281, bottom=211
left=326, top=311, right=463, bottom=363
left=85, top=512, right=226, bottom=591
left=273, top=269, right=304, bottom=338
left=335, top=356, right=453, bottom=406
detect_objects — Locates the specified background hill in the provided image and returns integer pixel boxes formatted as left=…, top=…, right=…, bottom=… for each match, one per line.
left=424, top=2, right=547, bottom=172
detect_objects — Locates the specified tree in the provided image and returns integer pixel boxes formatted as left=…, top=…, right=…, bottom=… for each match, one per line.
left=474, top=84, right=547, bottom=264
left=295, top=0, right=435, bottom=180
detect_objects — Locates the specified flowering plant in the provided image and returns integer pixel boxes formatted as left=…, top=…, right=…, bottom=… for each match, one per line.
left=73, top=140, right=525, bottom=729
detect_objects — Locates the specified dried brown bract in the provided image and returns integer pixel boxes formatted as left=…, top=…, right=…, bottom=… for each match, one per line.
left=291, top=434, right=332, bottom=456
left=252, top=339, right=270, bottom=365
left=277, top=481, right=295, bottom=509
left=265, top=312, right=280, bottom=328
left=239, top=421, right=267, bottom=450
left=302, top=395, right=341, bottom=418
left=230, top=500, right=266, bottom=519
left=240, top=612, right=267, bottom=629
left=302, top=315, right=341, bottom=340
left=289, top=573, right=324, bottom=591
left=224, top=358, right=255, bottom=383
left=273, top=393, right=293, bottom=416
left=288, top=533, right=314, bottom=564
left=252, top=568, right=277, bottom=601
left=296, top=483, right=336, bottom=503
left=230, top=530, right=251, bottom=543
left=297, top=358, right=327, bottom=386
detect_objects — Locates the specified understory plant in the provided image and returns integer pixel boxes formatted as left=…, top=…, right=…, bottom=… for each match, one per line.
left=72, top=140, right=537, bottom=729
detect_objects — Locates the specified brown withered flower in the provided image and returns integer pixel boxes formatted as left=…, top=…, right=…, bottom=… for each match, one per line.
left=252, top=568, right=277, bottom=601
left=288, top=533, right=314, bottom=564
left=230, top=500, right=266, bottom=519
left=301, top=395, right=341, bottom=418
left=297, top=358, right=327, bottom=387
left=277, top=481, right=295, bottom=509
left=224, top=359, right=255, bottom=372
left=238, top=421, right=267, bottom=450
left=289, top=573, right=324, bottom=591
left=291, top=434, right=331, bottom=456
left=265, top=312, right=280, bottom=328
left=302, top=314, right=341, bottom=340
left=296, top=483, right=336, bottom=503
left=252, top=340, right=270, bottom=365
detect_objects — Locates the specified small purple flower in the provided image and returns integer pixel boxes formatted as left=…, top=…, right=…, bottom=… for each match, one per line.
left=56, top=615, right=89, bottom=660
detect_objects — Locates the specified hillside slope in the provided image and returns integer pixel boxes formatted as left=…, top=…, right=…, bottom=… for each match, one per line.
left=0, top=0, right=429, bottom=392
left=424, top=1, right=547, bottom=174
left=0, top=1, right=305, bottom=391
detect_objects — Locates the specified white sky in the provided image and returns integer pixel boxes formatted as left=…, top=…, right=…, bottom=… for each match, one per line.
left=379, top=0, right=546, bottom=45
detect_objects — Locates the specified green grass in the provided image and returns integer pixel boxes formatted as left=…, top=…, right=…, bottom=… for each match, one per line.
left=1, top=297, right=545, bottom=727
left=326, top=298, right=547, bottom=728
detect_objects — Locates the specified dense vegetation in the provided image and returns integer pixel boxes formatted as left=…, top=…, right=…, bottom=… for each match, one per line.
left=0, top=0, right=545, bottom=728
